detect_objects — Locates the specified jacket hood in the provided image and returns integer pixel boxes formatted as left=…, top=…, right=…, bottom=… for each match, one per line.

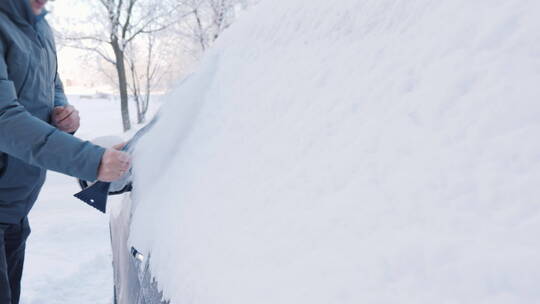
left=0, top=0, right=38, bottom=26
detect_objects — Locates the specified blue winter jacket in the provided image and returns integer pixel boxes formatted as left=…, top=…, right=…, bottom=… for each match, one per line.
left=0, top=0, right=105, bottom=223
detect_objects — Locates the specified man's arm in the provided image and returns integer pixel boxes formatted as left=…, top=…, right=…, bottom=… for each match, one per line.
left=54, top=73, right=68, bottom=107
left=0, top=42, right=104, bottom=181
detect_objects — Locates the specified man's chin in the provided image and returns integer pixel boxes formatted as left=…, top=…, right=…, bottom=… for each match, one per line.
left=31, top=8, right=43, bottom=15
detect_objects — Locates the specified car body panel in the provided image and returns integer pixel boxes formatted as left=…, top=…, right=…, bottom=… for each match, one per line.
left=110, top=195, right=168, bottom=304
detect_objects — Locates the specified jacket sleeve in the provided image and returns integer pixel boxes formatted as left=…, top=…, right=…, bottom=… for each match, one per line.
left=0, top=42, right=105, bottom=182
left=54, top=72, right=68, bottom=107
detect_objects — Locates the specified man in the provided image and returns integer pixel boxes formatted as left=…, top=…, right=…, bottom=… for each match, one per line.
left=0, top=0, right=131, bottom=302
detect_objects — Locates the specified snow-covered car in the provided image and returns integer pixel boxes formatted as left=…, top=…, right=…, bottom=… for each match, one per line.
left=103, top=0, right=539, bottom=303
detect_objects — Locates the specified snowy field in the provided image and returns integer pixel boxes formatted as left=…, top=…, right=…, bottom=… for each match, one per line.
left=20, top=96, right=152, bottom=304
left=129, top=0, right=540, bottom=303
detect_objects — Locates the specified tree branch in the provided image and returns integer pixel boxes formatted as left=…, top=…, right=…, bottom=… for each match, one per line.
left=122, top=0, right=137, bottom=40
left=63, top=35, right=110, bottom=44
left=65, top=44, right=117, bottom=65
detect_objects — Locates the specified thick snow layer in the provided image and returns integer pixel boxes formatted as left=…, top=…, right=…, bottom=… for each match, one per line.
left=131, top=0, right=540, bottom=303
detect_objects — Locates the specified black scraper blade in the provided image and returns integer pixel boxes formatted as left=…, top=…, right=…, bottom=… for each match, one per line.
left=74, top=181, right=111, bottom=213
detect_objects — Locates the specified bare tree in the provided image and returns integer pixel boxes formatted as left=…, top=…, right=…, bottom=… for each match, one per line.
left=174, top=0, right=243, bottom=56
left=208, top=0, right=236, bottom=41
left=126, top=33, right=166, bottom=124
left=62, top=0, right=177, bottom=131
left=56, top=0, right=257, bottom=131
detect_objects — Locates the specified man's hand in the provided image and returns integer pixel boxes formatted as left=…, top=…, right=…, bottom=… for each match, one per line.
left=97, top=142, right=131, bottom=182
left=52, top=105, right=80, bottom=133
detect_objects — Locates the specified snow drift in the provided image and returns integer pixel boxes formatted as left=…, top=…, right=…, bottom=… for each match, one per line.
left=130, top=0, right=540, bottom=303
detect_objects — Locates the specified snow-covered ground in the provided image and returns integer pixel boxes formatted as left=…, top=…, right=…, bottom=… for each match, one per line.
left=21, top=171, right=114, bottom=304
left=20, top=97, right=151, bottom=304
left=129, top=0, right=540, bottom=303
